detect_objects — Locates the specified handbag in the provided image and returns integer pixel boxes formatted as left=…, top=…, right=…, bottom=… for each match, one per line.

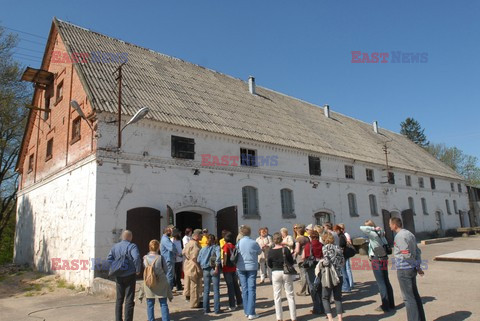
left=302, top=242, right=317, bottom=269
left=282, top=248, right=297, bottom=275
left=343, top=243, right=356, bottom=259
left=373, top=230, right=392, bottom=259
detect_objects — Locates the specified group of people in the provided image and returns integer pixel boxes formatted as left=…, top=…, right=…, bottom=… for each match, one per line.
left=107, top=216, right=426, bottom=321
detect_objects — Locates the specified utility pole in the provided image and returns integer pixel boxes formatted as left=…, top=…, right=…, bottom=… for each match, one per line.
left=113, top=63, right=126, bottom=150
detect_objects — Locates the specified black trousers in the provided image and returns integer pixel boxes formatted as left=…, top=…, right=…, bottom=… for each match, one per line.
left=174, top=261, right=183, bottom=290
left=115, top=273, right=136, bottom=321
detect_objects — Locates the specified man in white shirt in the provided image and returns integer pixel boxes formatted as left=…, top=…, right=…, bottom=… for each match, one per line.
left=182, top=228, right=192, bottom=248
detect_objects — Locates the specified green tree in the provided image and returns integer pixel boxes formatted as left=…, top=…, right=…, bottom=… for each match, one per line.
left=400, top=117, right=429, bottom=147
left=0, top=25, right=31, bottom=257
left=426, top=143, right=480, bottom=187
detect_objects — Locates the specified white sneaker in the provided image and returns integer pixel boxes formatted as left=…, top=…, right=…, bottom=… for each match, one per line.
left=226, top=307, right=235, bottom=312
left=248, top=315, right=259, bottom=320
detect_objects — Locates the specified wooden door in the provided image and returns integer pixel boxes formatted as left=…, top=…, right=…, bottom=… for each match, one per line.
left=382, top=209, right=394, bottom=245
left=401, top=209, right=416, bottom=234
left=216, top=206, right=238, bottom=242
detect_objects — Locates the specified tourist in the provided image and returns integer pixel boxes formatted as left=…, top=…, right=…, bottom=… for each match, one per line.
left=267, top=232, right=297, bottom=321
left=182, top=228, right=192, bottom=248
left=319, top=232, right=345, bottom=321
left=198, top=234, right=222, bottom=315
left=237, top=225, right=262, bottom=320
left=172, top=231, right=184, bottom=292
left=323, top=222, right=339, bottom=245
left=280, top=227, right=295, bottom=252
left=294, top=224, right=310, bottom=296
left=303, top=230, right=324, bottom=315
left=222, top=232, right=243, bottom=311
left=139, top=239, right=172, bottom=321
left=199, top=229, right=209, bottom=248
left=107, top=230, right=141, bottom=321
left=360, top=220, right=395, bottom=312
left=182, top=229, right=203, bottom=308
left=338, top=223, right=354, bottom=290
left=306, top=224, right=314, bottom=239
left=256, top=227, right=273, bottom=284
left=389, top=217, right=426, bottom=321
left=334, top=224, right=352, bottom=293
left=160, top=227, right=177, bottom=289
left=236, top=225, right=245, bottom=243
left=315, top=225, right=325, bottom=243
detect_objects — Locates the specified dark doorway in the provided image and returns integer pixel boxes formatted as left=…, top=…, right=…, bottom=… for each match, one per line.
left=382, top=209, right=394, bottom=245
left=176, top=211, right=202, bottom=237
left=126, top=207, right=161, bottom=278
left=401, top=209, right=416, bottom=234
left=217, top=206, right=238, bottom=241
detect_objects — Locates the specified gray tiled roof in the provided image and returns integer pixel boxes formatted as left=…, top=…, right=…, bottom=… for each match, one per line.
left=55, top=19, right=462, bottom=180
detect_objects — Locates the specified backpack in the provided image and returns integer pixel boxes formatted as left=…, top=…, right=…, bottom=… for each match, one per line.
left=209, top=248, right=217, bottom=268
left=144, top=256, right=159, bottom=288
left=230, top=245, right=239, bottom=265
left=225, top=245, right=236, bottom=267
left=373, top=230, right=392, bottom=259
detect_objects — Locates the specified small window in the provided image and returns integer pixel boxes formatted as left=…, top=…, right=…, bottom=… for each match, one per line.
left=453, top=200, right=458, bottom=214
left=280, top=189, right=295, bottom=218
left=314, top=212, right=331, bottom=226
left=308, top=156, right=321, bottom=176
left=421, top=198, right=428, bottom=215
left=430, top=177, right=436, bottom=190
left=44, top=95, right=51, bottom=120
left=171, top=135, right=195, bottom=159
left=56, top=81, right=63, bottom=103
left=418, top=177, right=424, bottom=188
left=369, top=194, right=378, bottom=216
left=405, top=175, right=412, bottom=187
left=388, top=172, right=395, bottom=184
left=46, top=138, right=53, bottom=161
left=348, top=193, right=358, bottom=217
left=242, top=186, right=259, bottom=217
left=450, top=183, right=455, bottom=192
left=408, top=197, right=415, bottom=215
left=345, top=165, right=354, bottom=179
left=457, top=184, right=462, bottom=193
left=71, top=116, right=82, bottom=144
left=240, top=148, right=257, bottom=167
left=366, top=169, right=374, bottom=182
left=445, top=200, right=451, bottom=215
left=28, top=154, right=34, bottom=173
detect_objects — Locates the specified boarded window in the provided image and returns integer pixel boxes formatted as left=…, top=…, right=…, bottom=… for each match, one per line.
left=418, top=177, right=424, bottom=188
left=56, top=81, right=63, bottom=103
left=450, top=183, right=455, bottom=192
left=446, top=200, right=451, bottom=215
left=240, top=148, right=257, bottom=167
left=28, top=154, right=34, bottom=173
left=171, top=135, right=195, bottom=159
left=430, top=177, right=436, bottom=190
left=280, top=189, right=295, bottom=218
left=369, top=194, right=378, bottom=216
left=348, top=193, right=358, bottom=217
left=405, top=175, right=411, bottom=187
left=46, top=138, right=53, bottom=161
left=457, top=184, right=462, bottom=193
left=345, top=165, right=354, bottom=179
left=366, top=168, right=374, bottom=182
left=453, top=200, right=458, bottom=214
left=308, top=156, right=321, bottom=176
left=44, top=94, right=51, bottom=120
left=388, top=172, right=395, bottom=184
left=408, top=197, right=415, bottom=215
left=71, top=116, right=81, bottom=144
left=242, top=186, right=259, bottom=217
left=421, top=198, right=428, bottom=215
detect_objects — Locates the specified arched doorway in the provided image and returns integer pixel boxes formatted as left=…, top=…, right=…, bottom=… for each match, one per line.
left=314, top=211, right=332, bottom=226
left=126, top=207, right=161, bottom=277
left=176, top=211, right=202, bottom=236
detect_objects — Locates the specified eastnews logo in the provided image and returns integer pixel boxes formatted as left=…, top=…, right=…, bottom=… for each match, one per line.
left=351, top=51, right=428, bottom=63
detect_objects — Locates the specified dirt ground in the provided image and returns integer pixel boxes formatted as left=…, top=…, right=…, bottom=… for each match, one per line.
left=1, top=236, right=479, bottom=321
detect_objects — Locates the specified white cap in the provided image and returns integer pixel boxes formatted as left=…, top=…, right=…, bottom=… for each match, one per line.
left=306, top=224, right=313, bottom=230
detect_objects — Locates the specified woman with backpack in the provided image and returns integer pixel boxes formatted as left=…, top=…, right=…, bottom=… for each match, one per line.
left=267, top=232, right=297, bottom=321
left=302, top=230, right=324, bottom=316
left=198, top=234, right=222, bottom=314
left=360, top=220, right=395, bottom=313
left=139, top=239, right=173, bottom=321
left=222, top=232, right=243, bottom=311
left=334, top=224, right=353, bottom=293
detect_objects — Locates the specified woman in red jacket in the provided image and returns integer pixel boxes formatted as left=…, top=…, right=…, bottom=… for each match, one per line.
left=303, top=231, right=324, bottom=315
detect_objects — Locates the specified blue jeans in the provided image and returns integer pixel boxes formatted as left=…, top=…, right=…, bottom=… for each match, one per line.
left=166, top=260, right=175, bottom=289
left=237, top=269, right=257, bottom=316
left=305, top=266, right=324, bottom=314
left=146, top=298, right=169, bottom=321
left=341, top=262, right=352, bottom=292
left=345, top=258, right=354, bottom=288
left=397, top=269, right=426, bottom=321
left=203, top=268, right=220, bottom=313
left=224, top=271, right=243, bottom=308
left=371, top=258, right=395, bottom=310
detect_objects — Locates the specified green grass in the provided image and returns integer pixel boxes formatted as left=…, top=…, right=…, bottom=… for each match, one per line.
left=0, top=210, right=15, bottom=265
left=0, top=275, right=6, bottom=282
left=56, top=279, right=67, bottom=288
left=66, top=284, right=75, bottom=290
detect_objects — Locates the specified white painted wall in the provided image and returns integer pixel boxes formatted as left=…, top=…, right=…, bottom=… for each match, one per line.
left=14, top=158, right=97, bottom=287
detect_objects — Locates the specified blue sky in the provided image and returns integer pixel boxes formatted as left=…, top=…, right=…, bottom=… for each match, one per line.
left=2, top=0, right=479, bottom=161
